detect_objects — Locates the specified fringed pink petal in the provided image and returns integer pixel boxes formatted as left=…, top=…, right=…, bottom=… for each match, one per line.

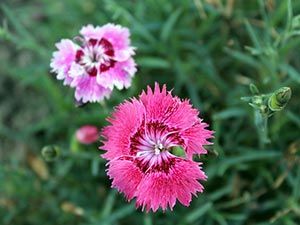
left=135, top=158, right=206, bottom=212
left=139, top=83, right=174, bottom=122
left=96, top=58, right=137, bottom=90
left=107, top=158, right=143, bottom=200
left=72, top=76, right=111, bottom=103
left=101, top=99, right=145, bottom=160
left=100, top=23, right=131, bottom=51
left=79, top=24, right=103, bottom=40
left=181, top=122, right=214, bottom=159
left=140, top=83, right=200, bottom=129
left=50, top=39, right=78, bottom=85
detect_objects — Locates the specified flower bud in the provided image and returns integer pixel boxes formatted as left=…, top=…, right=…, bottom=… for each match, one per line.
left=75, top=125, right=99, bottom=144
left=268, top=87, right=291, bottom=111
left=41, top=145, right=60, bottom=162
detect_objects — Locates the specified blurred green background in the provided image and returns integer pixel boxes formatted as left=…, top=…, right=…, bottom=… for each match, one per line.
left=1, top=0, right=300, bottom=224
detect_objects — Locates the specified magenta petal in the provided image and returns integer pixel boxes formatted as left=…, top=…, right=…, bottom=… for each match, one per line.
left=135, top=158, right=206, bottom=212
left=140, top=83, right=200, bottom=129
left=107, top=158, right=143, bottom=200
left=181, top=122, right=214, bottom=158
left=102, top=99, right=145, bottom=160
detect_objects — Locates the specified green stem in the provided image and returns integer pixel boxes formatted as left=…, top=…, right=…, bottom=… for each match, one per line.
left=255, top=110, right=270, bottom=148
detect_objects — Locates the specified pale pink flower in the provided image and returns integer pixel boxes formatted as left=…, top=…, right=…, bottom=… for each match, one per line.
left=50, top=24, right=137, bottom=103
left=76, top=125, right=99, bottom=144
left=101, top=83, right=213, bottom=212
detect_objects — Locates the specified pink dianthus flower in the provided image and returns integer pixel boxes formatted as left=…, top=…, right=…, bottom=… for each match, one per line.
left=50, top=24, right=137, bottom=103
left=101, top=83, right=213, bottom=212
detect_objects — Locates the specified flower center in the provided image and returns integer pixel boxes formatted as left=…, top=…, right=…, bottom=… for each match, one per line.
left=154, top=143, right=164, bottom=155
left=75, top=38, right=116, bottom=77
left=130, top=122, right=184, bottom=173
left=135, top=141, right=167, bottom=158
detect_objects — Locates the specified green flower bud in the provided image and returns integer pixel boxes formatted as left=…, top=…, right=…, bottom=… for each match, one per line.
left=41, top=145, right=60, bottom=162
left=268, top=87, right=291, bottom=111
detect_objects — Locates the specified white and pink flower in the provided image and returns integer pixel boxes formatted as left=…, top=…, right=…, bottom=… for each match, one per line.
left=50, top=24, right=137, bottom=103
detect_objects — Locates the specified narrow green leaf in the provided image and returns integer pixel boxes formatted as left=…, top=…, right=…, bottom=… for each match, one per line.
left=218, top=150, right=281, bottom=175
left=244, top=20, right=261, bottom=48
left=293, top=164, right=300, bottom=200
left=185, top=202, right=212, bottom=223
left=224, top=48, right=259, bottom=68
left=213, top=108, right=247, bottom=120
left=91, top=158, right=100, bottom=176
left=101, top=190, right=117, bottom=218
left=279, top=64, right=300, bottom=83
left=287, top=110, right=300, bottom=128
left=137, top=57, right=170, bottom=69
left=209, top=209, right=228, bottom=225
left=1, top=4, right=33, bottom=41
left=287, top=0, right=293, bottom=29
left=101, top=204, right=135, bottom=224
left=160, top=8, right=182, bottom=42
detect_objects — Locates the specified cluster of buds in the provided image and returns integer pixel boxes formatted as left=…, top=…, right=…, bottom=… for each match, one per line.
left=242, top=84, right=292, bottom=146
left=243, top=84, right=292, bottom=117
